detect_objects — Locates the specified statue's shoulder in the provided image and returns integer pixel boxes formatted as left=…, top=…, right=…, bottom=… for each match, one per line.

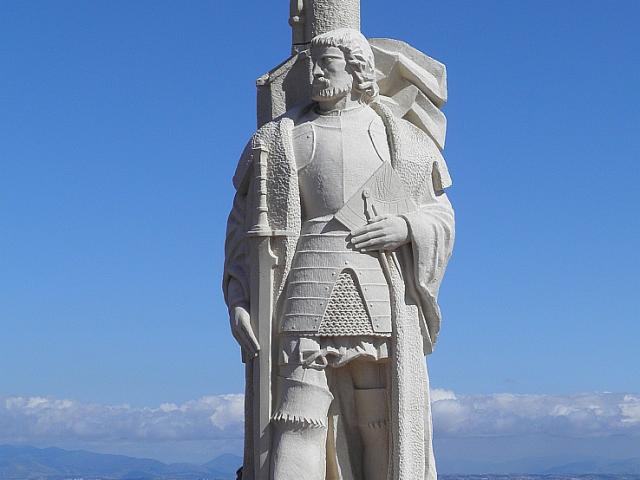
left=233, top=104, right=312, bottom=190
left=371, top=101, right=441, bottom=158
left=251, top=119, right=281, bottom=146
left=251, top=103, right=314, bottom=145
left=396, top=117, right=440, bottom=155
left=232, top=125, right=275, bottom=191
left=390, top=116, right=453, bottom=193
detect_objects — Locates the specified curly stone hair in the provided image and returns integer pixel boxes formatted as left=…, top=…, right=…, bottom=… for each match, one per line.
left=310, top=28, right=379, bottom=103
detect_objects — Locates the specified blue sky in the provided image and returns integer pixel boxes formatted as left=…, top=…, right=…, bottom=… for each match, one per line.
left=1, top=0, right=639, bottom=466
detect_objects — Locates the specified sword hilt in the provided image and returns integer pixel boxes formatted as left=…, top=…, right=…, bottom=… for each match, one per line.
left=249, top=140, right=271, bottom=236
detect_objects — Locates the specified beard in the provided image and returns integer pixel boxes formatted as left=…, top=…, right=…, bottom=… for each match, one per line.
left=311, top=78, right=352, bottom=102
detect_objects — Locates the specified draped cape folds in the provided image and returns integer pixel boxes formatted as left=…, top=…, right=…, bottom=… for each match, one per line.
left=223, top=40, right=454, bottom=480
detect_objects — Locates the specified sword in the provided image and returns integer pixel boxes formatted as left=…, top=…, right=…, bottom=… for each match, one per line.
left=246, top=140, right=278, bottom=480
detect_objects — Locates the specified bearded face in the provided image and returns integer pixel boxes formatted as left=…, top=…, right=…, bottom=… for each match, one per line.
left=310, top=45, right=354, bottom=103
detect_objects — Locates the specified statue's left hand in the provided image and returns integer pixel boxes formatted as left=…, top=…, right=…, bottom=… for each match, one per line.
left=350, top=214, right=410, bottom=252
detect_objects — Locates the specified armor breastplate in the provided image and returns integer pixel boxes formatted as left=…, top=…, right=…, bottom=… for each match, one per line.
left=282, top=105, right=393, bottom=337
left=292, top=105, right=391, bottom=220
left=280, top=217, right=392, bottom=336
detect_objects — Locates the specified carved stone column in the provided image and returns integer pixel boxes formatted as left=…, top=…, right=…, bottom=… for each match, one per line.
left=291, top=0, right=360, bottom=51
left=306, top=0, right=360, bottom=39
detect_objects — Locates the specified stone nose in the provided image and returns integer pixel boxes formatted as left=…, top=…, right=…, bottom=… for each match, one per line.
left=312, top=62, right=324, bottom=79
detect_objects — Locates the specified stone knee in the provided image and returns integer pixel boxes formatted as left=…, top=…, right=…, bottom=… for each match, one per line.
left=270, top=375, right=334, bottom=480
left=354, top=387, right=389, bottom=480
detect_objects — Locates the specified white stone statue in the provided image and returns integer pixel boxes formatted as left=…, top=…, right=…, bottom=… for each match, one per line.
left=223, top=3, right=454, bottom=479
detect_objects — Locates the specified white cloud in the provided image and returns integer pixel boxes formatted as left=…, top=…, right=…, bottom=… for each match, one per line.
left=0, top=395, right=244, bottom=442
left=620, top=394, right=640, bottom=424
left=431, top=388, right=457, bottom=402
left=1, top=391, right=639, bottom=444
left=431, top=391, right=640, bottom=438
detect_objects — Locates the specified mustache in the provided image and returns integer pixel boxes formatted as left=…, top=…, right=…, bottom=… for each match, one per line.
left=311, top=77, right=352, bottom=99
left=313, top=77, right=331, bottom=88
left=312, top=86, right=351, bottom=98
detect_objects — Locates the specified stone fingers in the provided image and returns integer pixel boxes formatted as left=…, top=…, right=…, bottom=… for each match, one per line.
left=361, top=242, right=398, bottom=252
left=233, top=320, right=259, bottom=358
left=355, top=236, right=389, bottom=250
left=351, top=229, right=386, bottom=246
left=351, top=230, right=388, bottom=250
left=231, top=327, right=248, bottom=354
left=351, top=217, right=388, bottom=237
left=242, top=320, right=261, bottom=356
left=359, top=236, right=403, bottom=252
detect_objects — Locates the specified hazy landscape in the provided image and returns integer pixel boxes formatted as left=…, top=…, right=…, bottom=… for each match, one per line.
left=0, top=445, right=239, bottom=480
left=2, top=445, right=639, bottom=480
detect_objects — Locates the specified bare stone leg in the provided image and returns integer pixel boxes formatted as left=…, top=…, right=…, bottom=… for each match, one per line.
left=350, top=360, right=389, bottom=480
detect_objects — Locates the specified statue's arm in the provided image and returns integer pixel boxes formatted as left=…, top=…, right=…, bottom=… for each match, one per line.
left=350, top=136, right=455, bottom=260
left=401, top=188, right=455, bottom=291
left=223, top=141, right=253, bottom=310
left=223, top=190, right=250, bottom=312
left=400, top=134, right=455, bottom=289
left=223, top=142, right=259, bottom=357
left=351, top=185, right=454, bottom=293
left=397, top=149, right=455, bottom=349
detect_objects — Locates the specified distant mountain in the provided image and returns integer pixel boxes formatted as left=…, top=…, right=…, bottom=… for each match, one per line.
left=202, top=454, right=243, bottom=476
left=547, top=458, right=640, bottom=475
left=0, top=445, right=241, bottom=480
left=2, top=444, right=639, bottom=480
left=439, top=455, right=640, bottom=476
left=441, top=476, right=640, bottom=480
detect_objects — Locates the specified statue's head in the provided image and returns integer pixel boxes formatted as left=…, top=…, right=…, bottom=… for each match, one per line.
left=310, top=28, right=378, bottom=106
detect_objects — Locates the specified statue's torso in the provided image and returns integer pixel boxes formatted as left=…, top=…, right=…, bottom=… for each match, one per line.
left=293, top=105, right=391, bottom=220
left=280, top=105, right=393, bottom=337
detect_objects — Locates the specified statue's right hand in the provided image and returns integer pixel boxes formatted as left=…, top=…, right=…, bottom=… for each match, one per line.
left=230, top=305, right=260, bottom=358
